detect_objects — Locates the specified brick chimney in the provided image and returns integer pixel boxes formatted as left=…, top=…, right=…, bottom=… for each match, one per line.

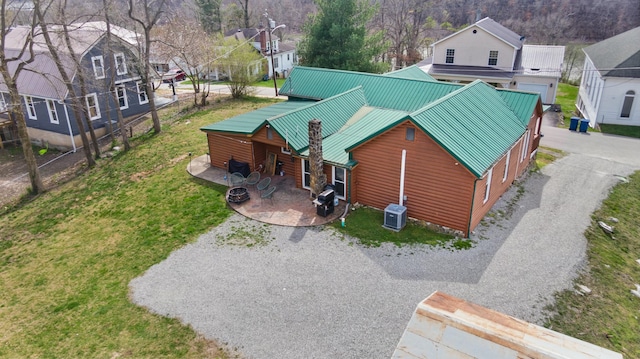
left=258, top=25, right=267, bottom=54
left=308, top=119, right=326, bottom=198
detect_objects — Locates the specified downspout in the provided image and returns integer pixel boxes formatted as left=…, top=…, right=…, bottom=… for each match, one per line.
left=467, top=179, right=478, bottom=238
left=399, top=149, right=406, bottom=205
left=62, top=100, right=76, bottom=152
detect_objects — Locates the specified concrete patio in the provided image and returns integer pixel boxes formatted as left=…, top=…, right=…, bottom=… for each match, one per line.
left=187, top=154, right=346, bottom=226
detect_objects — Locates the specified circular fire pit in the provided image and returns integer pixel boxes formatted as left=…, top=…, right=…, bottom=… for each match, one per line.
left=228, top=187, right=250, bottom=204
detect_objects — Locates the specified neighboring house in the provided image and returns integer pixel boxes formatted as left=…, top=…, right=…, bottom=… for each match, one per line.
left=0, top=21, right=151, bottom=150
left=201, top=65, right=542, bottom=236
left=224, top=27, right=297, bottom=78
left=577, top=26, right=640, bottom=127
left=425, top=17, right=564, bottom=104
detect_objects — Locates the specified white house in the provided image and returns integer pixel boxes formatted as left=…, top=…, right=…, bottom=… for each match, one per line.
left=224, top=27, right=297, bottom=79
left=425, top=17, right=564, bottom=104
left=577, top=26, right=640, bottom=127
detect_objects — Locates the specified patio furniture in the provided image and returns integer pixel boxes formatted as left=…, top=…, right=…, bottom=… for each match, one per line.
left=230, top=172, right=245, bottom=187
left=261, top=185, right=276, bottom=204
left=246, top=171, right=261, bottom=188
left=256, top=177, right=271, bottom=193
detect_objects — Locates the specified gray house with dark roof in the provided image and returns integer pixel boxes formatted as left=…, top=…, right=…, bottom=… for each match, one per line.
left=0, top=22, right=151, bottom=150
left=425, top=17, right=564, bottom=104
left=577, top=26, right=640, bottom=127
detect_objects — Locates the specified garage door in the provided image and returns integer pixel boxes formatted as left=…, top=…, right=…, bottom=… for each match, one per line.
left=517, top=83, right=548, bottom=103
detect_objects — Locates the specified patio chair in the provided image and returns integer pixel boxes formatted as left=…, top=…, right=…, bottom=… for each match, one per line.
left=245, top=171, right=261, bottom=188
left=256, top=177, right=271, bottom=193
left=229, top=172, right=245, bottom=187
left=261, top=185, right=276, bottom=205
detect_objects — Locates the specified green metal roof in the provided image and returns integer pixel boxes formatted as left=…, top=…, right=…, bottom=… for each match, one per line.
left=269, top=87, right=367, bottom=152
left=302, top=107, right=410, bottom=166
left=279, top=66, right=462, bottom=112
left=497, top=88, right=541, bottom=126
left=200, top=101, right=311, bottom=134
left=409, top=80, right=525, bottom=177
left=383, top=65, right=436, bottom=81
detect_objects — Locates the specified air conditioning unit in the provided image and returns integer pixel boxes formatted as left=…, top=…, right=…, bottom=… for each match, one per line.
left=384, top=204, right=407, bottom=231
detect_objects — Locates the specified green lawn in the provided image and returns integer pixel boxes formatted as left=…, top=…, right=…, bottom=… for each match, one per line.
left=545, top=171, right=640, bottom=358
left=0, top=97, right=280, bottom=358
left=555, top=83, right=579, bottom=126
left=599, top=124, right=640, bottom=139
left=182, top=78, right=287, bottom=89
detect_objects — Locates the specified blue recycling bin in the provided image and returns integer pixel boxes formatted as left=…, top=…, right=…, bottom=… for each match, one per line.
left=579, top=119, right=589, bottom=133
left=569, top=117, right=579, bottom=131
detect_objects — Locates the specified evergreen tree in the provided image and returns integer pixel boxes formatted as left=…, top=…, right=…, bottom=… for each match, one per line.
left=195, top=0, right=222, bottom=34
left=298, top=0, right=388, bottom=73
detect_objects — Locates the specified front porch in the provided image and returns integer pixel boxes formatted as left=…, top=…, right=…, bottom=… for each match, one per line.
left=187, top=155, right=346, bottom=227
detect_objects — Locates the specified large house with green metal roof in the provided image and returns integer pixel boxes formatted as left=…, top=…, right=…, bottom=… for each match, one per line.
left=201, top=65, right=542, bottom=236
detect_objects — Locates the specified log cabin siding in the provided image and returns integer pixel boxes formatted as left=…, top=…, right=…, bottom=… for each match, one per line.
left=351, top=122, right=476, bottom=234
left=207, top=132, right=253, bottom=169
left=253, top=125, right=296, bottom=176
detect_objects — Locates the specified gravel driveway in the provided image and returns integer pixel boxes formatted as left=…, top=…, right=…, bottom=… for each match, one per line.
left=130, top=127, right=640, bottom=358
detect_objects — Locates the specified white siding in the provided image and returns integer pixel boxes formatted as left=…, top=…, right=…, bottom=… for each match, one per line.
left=432, top=26, right=516, bottom=69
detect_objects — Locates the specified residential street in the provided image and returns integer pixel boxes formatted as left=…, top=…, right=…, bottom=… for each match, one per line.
left=130, top=116, right=640, bottom=358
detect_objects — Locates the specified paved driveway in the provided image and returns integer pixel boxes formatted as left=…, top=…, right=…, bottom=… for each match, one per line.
left=130, top=121, right=640, bottom=358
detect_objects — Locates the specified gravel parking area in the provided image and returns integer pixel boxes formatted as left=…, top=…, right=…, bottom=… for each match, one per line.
left=130, top=152, right=637, bottom=358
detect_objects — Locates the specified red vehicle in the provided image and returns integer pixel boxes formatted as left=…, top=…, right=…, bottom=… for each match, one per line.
left=162, top=68, right=186, bottom=83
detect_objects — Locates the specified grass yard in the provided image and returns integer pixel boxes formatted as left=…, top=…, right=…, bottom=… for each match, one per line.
left=555, top=83, right=579, bottom=126
left=544, top=171, right=640, bottom=358
left=332, top=206, right=462, bottom=248
left=0, top=97, right=280, bottom=358
left=535, top=146, right=566, bottom=170
left=600, top=124, right=640, bottom=139
left=182, top=78, right=287, bottom=89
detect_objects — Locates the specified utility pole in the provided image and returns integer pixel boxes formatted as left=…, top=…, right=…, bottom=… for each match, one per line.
left=264, top=10, right=285, bottom=97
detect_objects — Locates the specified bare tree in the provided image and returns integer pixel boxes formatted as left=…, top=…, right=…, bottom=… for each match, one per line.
left=33, top=0, right=96, bottom=168
left=236, top=0, right=250, bottom=28
left=0, top=0, right=45, bottom=194
left=127, top=0, right=166, bottom=134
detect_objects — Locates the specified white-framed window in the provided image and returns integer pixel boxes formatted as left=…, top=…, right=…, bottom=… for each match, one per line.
left=488, top=50, right=498, bottom=66
left=136, top=81, right=149, bottom=104
left=332, top=166, right=346, bottom=200
left=274, top=57, right=279, bottom=69
left=0, top=93, right=6, bottom=112
left=25, top=96, right=36, bottom=119
left=483, top=168, right=493, bottom=204
left=445, top=49, right=455, bottom=64
left=621, top=90, right=635, bottom=118
left=502, top=149, right=511, bottom=183
left=46, top=99, right=59, bottom=124
left=115, top=84, right=128, bottom=110
left=302, top=159, right=310, bottom=189
left=85, top=93, right=101, bottom=120
left=91, top=55, right=105, bottom=79
left=281, top=146, right=291, bottom=155
left=266, top=40, right=270, bottom=52
left=114, top=53, right=127, bottom=75
left=520, top=130, right=530, bottom=162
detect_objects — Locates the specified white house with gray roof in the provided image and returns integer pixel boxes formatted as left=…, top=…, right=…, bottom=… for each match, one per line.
left=425, top=17, right=564, bottom=104
left=577, top=26, right=640, bottom=128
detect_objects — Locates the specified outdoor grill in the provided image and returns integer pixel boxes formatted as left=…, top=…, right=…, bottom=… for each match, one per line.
left=228, top=187, right=250, bottom=203
left=313, top=188, right=335, bottom=217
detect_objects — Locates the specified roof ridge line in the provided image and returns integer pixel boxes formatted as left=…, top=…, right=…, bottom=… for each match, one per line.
left=267, top=86, right=365, bottom=122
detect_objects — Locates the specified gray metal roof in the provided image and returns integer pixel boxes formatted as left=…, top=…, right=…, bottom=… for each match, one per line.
left=429, top=64, right=515, bottom=80
left=475, top=17, right=525, bottom=49
left=519, top=45, right=565, bottom=78
left=584, top=26, right=640, bottom=78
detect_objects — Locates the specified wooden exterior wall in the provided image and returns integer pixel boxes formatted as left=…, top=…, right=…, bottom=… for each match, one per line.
left=253, top=126, right=296, bottom=176
left=206, top=132, right=253, bottom=169
left=351, top=122, right=476, bottom=235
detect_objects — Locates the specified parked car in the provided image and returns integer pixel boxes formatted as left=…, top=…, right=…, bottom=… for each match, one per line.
left=162, top=68, right=186, bottom=83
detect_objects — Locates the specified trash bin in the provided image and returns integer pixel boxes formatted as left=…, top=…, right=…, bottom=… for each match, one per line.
left=569, top=117, right=580, bottom=131
left=579, top=119, right=589, bottom=133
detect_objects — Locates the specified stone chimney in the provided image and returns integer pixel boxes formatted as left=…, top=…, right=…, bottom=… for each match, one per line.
left=308, top=119, right=326, bottom=198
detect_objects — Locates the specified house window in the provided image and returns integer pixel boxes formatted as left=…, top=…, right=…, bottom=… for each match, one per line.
left=0, top=93, right=6, bottom=112
left=520, top=130, right=530, bottom=162
left=502, top=149, right=511, bottom=183
left=85, top=93, right=101, bottom=120
left=483, top=168, right=493, bottom=204
left=267, top=126, right=273, bottom=139
left=445, top=49, right=455, bottom=64
left=287, top=54, right=290, bottom=61
left=115, top=84, right=128, bottom=110
left=114, top=53, right=127, bottom=75
left=46, top=100, right=59, bottom=124
left=332, top=166, right=346, bottom=200
left=405, top=127, right=415, bottom=141
left=488, top=50, right=498, bottom=66
left=281, top=147, right=291, bottom=155
left=266, top=40, right=270, bottom=52
left=91, top=56, right=105, bottom=79
left=621, top=90, right=635, bottom=118
left=136, top=81, right=149, bottom=104
left=302, top=159, right=310, bottom=189
left=25, top=96, right=36, bottom=119
left=274, top=57, right=279, bottom=69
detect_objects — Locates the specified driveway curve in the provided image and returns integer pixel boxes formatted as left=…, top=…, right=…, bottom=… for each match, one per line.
left=130, top=123, right=640, bottom=358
